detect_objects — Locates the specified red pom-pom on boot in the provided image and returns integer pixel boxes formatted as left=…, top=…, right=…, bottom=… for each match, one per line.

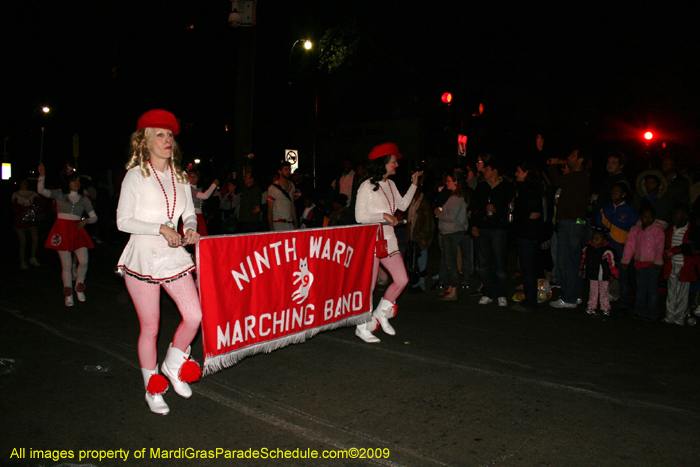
left=146, top=374, right=169, bottom=395
left=141, top=367, right=169, bottom=415
left=179, top=359, right=202, bottom=384
left=161, top=344, right=198, bottom=399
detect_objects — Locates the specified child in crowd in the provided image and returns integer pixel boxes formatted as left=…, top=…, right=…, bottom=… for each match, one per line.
left=622, top=206, right=666, bottom=320
left=663, top=205, right=699, bottom=325
left=580, top=227, right=618, bottom=316
left=597, top=182, right=638, bottom=311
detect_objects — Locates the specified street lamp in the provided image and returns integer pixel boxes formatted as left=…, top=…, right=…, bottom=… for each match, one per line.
left=288, top=39, right=317, bottom=187
left=288, top=39, right=313, bottom=70
left=33, top=106, right=51, bottom=163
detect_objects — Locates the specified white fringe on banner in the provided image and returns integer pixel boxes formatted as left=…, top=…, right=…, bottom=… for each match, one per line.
left=203, top=312, right=371, bottom=376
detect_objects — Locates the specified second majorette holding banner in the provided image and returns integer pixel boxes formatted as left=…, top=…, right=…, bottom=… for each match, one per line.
left=196, top=224, right=378, bottom=375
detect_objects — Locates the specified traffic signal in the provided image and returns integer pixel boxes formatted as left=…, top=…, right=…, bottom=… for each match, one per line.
left=441, top=92, right=453, bottom=106
left=457, top=134, right=467, bottom=156
left=644, top=131, right=653, bottom=141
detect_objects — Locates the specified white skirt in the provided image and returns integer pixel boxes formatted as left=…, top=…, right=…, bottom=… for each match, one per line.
left=116, top=235, right=195, bottom=283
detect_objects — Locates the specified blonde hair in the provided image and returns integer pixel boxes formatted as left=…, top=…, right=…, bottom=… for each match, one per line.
left=125, top=128, right=188, bottom=183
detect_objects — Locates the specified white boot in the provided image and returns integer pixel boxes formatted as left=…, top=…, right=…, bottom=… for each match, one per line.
left=75, top=282, right=86, bottom=302
left=161, top=344, right=200, bottom=399
left=141, top=367, right=169, bottom=415
left=355, top=321, right=380, bottom=343
left=63, top=287, right=74, bottom=307
left=374, top=298, right=396, bottom=336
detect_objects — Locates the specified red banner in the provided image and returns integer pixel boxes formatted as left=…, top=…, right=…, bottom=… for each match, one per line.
left=196, top=224, right=378, bottom=375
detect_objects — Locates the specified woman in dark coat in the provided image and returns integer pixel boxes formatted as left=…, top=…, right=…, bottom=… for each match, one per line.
left=512, top=161, right=545, bottom=312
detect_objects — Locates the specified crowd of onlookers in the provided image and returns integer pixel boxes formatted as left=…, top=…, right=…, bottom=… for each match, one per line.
left=411, top=136, right=700, bottom=326
left=9, top=135, right=700, bottom=325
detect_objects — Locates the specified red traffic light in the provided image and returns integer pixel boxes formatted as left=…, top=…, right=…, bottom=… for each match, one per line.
left=644, top=131, right=653, bottom=140
left=441, top=92, right=453, bottom=105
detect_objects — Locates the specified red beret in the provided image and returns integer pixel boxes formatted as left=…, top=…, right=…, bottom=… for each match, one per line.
left=136, top=109, right=180, bottom=136
left=368, top=142, right=402, bottom=160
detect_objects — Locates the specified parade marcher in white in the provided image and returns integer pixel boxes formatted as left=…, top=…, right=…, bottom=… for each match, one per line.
left=37, top=164, right=97, bottom=306
left=116, top=109, right=202, bottom=415
left=354, top=142, right=422, bottom=343
left=186, top=170, right=218, bottom=236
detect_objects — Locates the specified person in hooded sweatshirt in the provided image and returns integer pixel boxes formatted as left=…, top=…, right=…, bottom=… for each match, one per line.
left=633, top=170, right=673, bottom=225
left=622, top=206, right=667, bottom=320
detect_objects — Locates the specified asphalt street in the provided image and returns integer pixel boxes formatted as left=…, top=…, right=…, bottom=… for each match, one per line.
left=2, top=236, right=700, bottom=467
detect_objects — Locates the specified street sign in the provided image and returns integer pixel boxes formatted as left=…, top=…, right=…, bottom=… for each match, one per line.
left=285, top=149, right=299, bottom=172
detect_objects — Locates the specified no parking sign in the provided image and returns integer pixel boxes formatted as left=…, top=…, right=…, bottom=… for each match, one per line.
left=285, top=149, right=299, bottom=172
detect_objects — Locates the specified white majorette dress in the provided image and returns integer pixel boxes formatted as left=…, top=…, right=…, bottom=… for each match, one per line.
left=116, top=165, right=198, bottom=283
left=355, top=178, right=417, bottom=255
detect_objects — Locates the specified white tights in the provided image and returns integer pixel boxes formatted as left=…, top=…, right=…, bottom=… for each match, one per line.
left=58, top=248, right=88, bottom=288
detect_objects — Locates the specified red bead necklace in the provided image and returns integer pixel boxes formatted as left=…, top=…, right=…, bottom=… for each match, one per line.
left=379, top=181, right=396, bottom=214
left=149, top=161, right=177, bottom=229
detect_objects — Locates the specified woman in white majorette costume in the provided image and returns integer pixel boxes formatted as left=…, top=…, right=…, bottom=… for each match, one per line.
left=116, top=109, right=202, bottom=415
left=354, top=142, right=422, bottom=343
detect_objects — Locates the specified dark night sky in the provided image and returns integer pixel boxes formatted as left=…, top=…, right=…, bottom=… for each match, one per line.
left=2, top=1, right=699, bottom=180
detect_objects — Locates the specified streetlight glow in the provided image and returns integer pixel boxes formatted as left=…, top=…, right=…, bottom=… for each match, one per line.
left=42, top=106, right=50, bottom=113
left=304, top=40, right=312, bottom=50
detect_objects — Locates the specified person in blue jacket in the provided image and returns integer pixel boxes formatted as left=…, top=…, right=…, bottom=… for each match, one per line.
left=597, top=182, right=638, bottom=311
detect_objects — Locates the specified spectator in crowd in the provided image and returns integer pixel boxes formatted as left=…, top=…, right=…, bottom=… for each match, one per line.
left=405, top=177, right=434, bottom=292
left=547, top=147, right=591, bottom=309
left=597, top=182, right=638, bottom=311
left=299, top=190, right=324, bottom=228
left=429, top=171, right=451, bottom=291
left=434, top=171, right=469, bottom=301
left=465, top=163, right=478, bottom=191
left=622, top=206, right=666, bottom=321
left=11, top=178, right=43, bottom=270
left=663, top=204, right=698, bottom=325
left=327, top=193, right=354, bottom=226
left=634, top=170, right=673, bottom=224
left=593, top=151, right=631, bottom=216
left=661, top=155, right=690, bottom=207
left=511, top=161, right=544, bottom=312
left=219, top=180, right=240, bottom=234
left=329, top=159, right=356, bottom=207
left=267, top=161, right=298, bottom=231
left=580, top=227, right=618, bottom=317
left=546, top=164, right=571, bottom=289
left=471, top=154, right=515, bottom=307
left=236, top=171, right=263, bottom=233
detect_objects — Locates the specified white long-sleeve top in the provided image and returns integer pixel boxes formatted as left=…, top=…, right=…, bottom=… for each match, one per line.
left=192, top=182, right=218, bottom=214
left=116, top=166, right=198, bottom=282
left=355, top=178, right=416, bottom=255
